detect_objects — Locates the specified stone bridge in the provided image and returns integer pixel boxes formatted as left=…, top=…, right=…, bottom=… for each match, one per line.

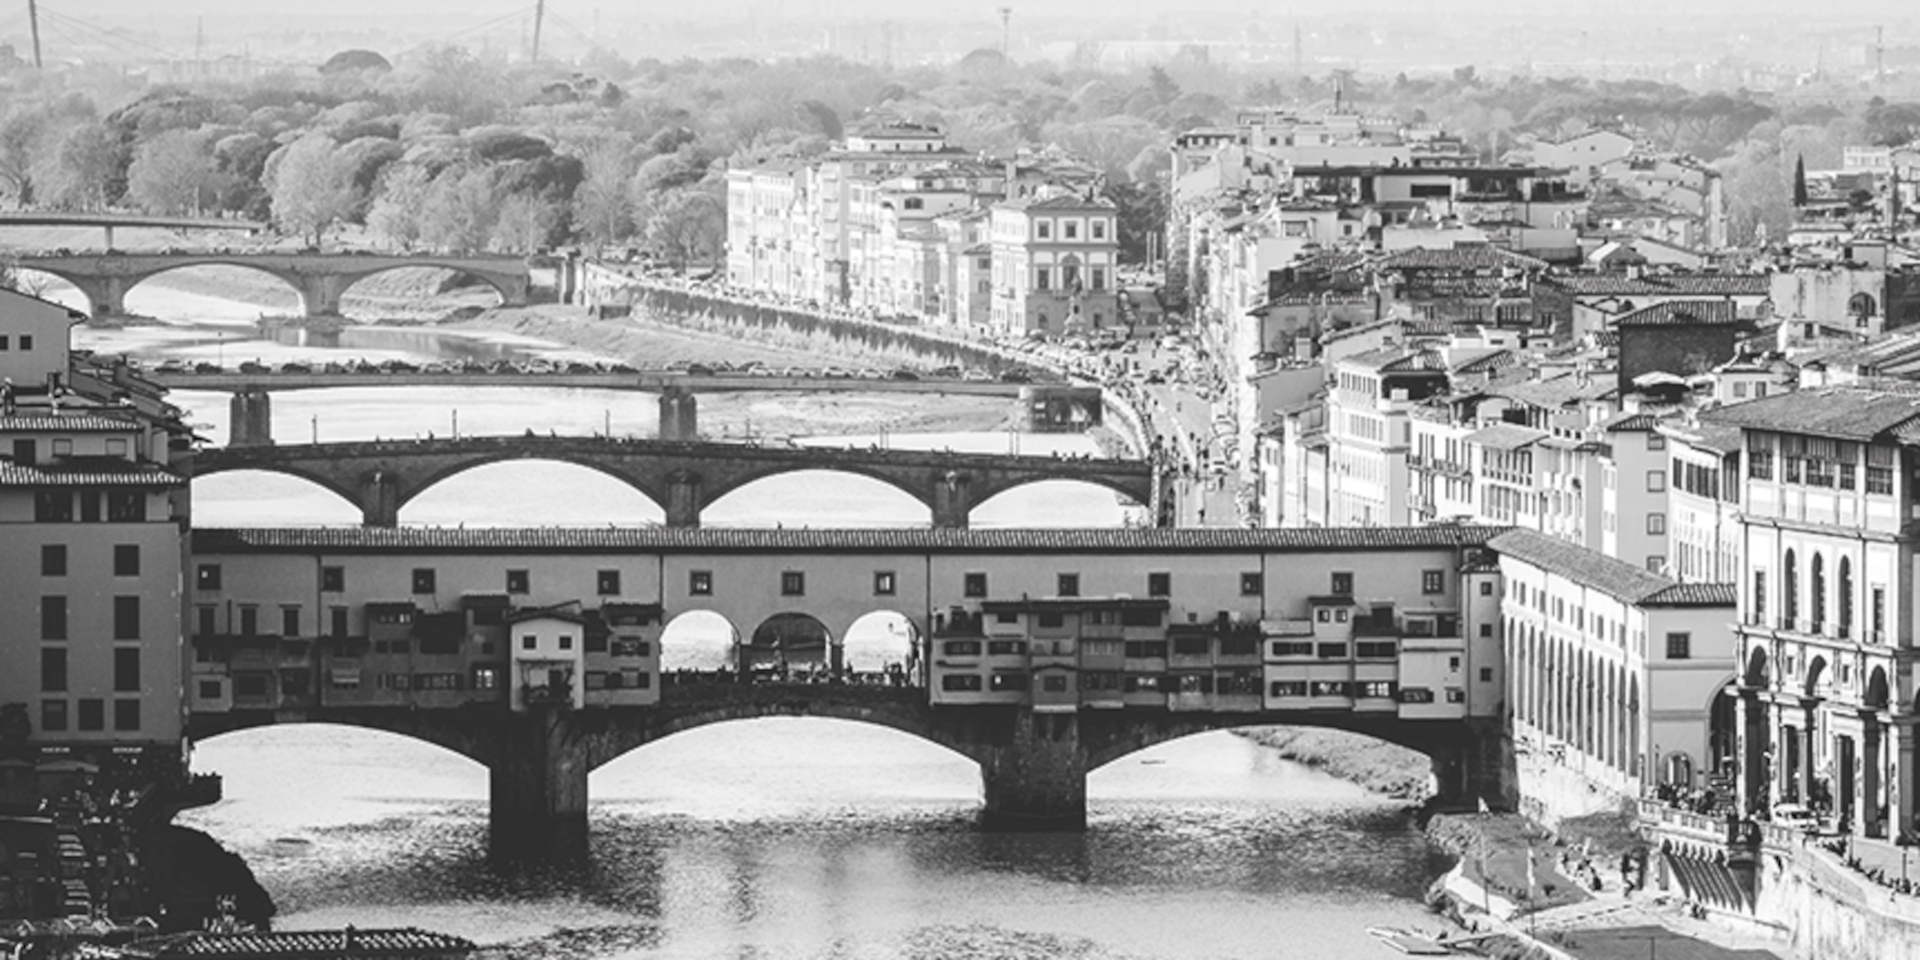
left=189, top=434, right=1162, bottom=528
left=16, top=251, right=530, bottom=317
left=187, top=682, right=1511, bottom=861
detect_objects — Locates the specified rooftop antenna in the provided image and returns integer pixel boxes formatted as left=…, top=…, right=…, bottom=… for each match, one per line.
left=27, top=0, right=42, bottom=69
left=998, top=6, right=1012, bottom=57
left=531, top=0, right=546, bottom=62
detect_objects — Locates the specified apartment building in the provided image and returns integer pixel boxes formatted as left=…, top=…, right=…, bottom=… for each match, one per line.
left=0, top=289, right=193, bottom=798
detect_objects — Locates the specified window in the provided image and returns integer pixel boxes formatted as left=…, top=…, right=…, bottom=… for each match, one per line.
left=521, top=635, right=536, bottom=650
left=1035, top=266, right=1051, bottom=290
left=41, top=648, right=66, bottom=692
left=559, top=636, right=573, bottom=650
left=964, top=572, right=988, bottom=597
left=506, top=569, right=530, bottom=594
left=1872, top=586, right=1886, bottom=640
left=113, top=596, right=140, bottom=639
left=41, top=596, right=67, bottom=640
left=1064, top=221, right=1078, bottom=239
left=1317, top=643, right=1349, bottom=659
left=1241, top=572, right=1264, bottom=596
left=41, top=545, right=66, bottom=576
left=1647, top=470, right=1666, bottom=492
left=1057, top=573, right=1080, bottom=597
left=1647, top=435, right=1667, bottom=451
left=113, top=699, right=140, bottom=731
left=330, top=606, right=348, bottom=638
left=689, top=570, right=713, bottom=595
left=1422, top=570, right=1445, bottom=595
left=52, top=439, right=72, bottom=457
left=1646, top=512, right=1666, bottom=535
left=78, top=699, right=104, bottom=732
left=412, top=568, right=437, bottom=594
left=320, top=566, right=344, bottom=592
left=239, top=606, right=257, bottom=637
left=1665, top=632, right=1692, bottom=660
left=1356, top=641, right=1397, bottom=659
left=1042, top=675, right=1069, bottom=692
left=197, top=564, right=222, bottom=590
left=40, top=700, right=66, bottom=732
left=1092, top=220, right=1106, bottom=240
left=113, top=544, right=139, bottom=576
left=1479, top=581, right=1493, bottom=596
left=282, top=607, right=301, bottom=637
left=1331, top=572, right=1353, bottom=595
left=597, top=570, right=621, bottom=596
left=17, top=335, right=29, bottom=350
left=873, top=571, right=896, bottom=596
left=1479, top=666, right=1494, bottom=682
left=990, top=672, right=1029, bottom=691
left=106, top=491, right=144, bottom=521
left=114, top=648, right=140, bottom=692
left=781, top=571, right=806, bottom=596
left=1036, top=220, right=1050, bottom=239
left=941, top=674, right=983, bottom=692
left=34, top=491, right=71, bottom=522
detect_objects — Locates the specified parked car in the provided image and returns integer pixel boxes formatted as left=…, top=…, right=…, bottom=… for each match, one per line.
left=1772, top=803, right=1825, bottom=833
left=890, top=368, right=920, bottom=381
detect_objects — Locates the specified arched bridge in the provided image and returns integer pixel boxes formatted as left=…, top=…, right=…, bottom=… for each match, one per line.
left=187, top=682, right=1508, bottom=861
left=190, top=434, right=1162, bottom=528
left=15, top=251, right=529, bottom=317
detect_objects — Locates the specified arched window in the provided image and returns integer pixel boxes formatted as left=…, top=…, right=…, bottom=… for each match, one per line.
left=1783, top=549, right=1798, bottom=629
left=1849, top=292, right=1878, bottom=325
left=1811, top=554, right=1826, bottom=633
left=1839, top=556, right=1854, bottom=639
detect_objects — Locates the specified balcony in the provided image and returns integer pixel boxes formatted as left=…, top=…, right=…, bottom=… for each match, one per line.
left=521, top=685, right=574, bottom=707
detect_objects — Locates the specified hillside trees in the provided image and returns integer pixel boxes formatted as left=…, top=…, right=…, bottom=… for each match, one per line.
left=269, top=135, right=360, bottom=244
left=125, top=128, right=226, bottom=216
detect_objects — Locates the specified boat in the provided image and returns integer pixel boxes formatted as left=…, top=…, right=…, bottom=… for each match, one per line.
left=1365, top=926, right=1457, bottom=955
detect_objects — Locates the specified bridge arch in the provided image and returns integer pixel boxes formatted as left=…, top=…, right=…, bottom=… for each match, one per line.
left=124, top=261, right=308, bottom=316
left=745, top=612, right=835, bottom=677
left=700, top=465, right=934, bottom=524
left=331, top=263, right=516, bottom=315
left=579, top=700, right=984, bottom=772
left=659, top=610, right=740, bottom=673
left=970, top=477, right=1143, bottom=527
left=397, top=457, right=669, bottom=526
left=187, top=713, right=502, bottom=768
left=189, top=466, right=365, bottom=524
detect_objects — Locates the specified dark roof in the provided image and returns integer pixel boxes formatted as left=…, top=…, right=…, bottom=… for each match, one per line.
left=1490, top=529, right=1732, bottom=607
left=1542, top=274, right=1769, bottom=297
left=192, top=526, right=1506, bottom=556
left=101, top=928, right=475, bottom=958
left=1490, top=374, right=1614, bottom=409
left=1703, top=388, right=1920, bottom=442
left=1378, top=245, right=1547, bottom=272
left=0, top=415, right=142, bottom=432
left=1604, top=412, right=1663, bottom=433
left=0, top=460, right=183, bottom=488
left=1465, top=423, right=1548, bottom=451
left=1613, top=300, right=1738, bottom=327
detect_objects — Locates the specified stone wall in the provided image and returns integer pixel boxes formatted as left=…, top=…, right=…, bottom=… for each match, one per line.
left=1752, top=838, right=1920, bottom=960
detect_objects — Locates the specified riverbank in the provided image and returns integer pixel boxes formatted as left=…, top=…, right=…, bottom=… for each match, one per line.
left=1232, top=727, right=1433, bottom=800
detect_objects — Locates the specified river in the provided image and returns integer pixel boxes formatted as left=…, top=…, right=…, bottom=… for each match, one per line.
left=74, top=277, right=1453, bottom=960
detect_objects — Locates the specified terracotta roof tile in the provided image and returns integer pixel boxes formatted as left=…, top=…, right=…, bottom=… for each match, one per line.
left=1703, top=388, right=1920, bottom=441
left=0, top=460, right=183, bottom=487
left=1491, top=529, right=1731, bottom=606
left=1613, top=300, right=1739, bottom=326
left=192, top=525, right=1508, bottom=555
left=1542, top=275, right=1769, bottom=297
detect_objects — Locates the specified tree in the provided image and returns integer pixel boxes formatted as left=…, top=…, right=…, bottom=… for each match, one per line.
left=367, top=164, right=432, bottom=251
left=574, top=139, right=637, bottom=249
left=270, top=135, right=358, bottom=245
left=492, top=193, right=561, bottom=253
left=644, top=188, right=724, bottom=271
left=418, top=165, right=500, bottom=254
left=34, top=121, right=122, bottom=210
left=125, top=128, right=224, bottom=215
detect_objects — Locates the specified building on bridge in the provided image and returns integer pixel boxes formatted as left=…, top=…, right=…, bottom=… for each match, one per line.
left=1492, top=529, right=1736, bottom=824
left=0, top=292, right=196, bottom=813
left=183, top=524, right=1514, bottom=860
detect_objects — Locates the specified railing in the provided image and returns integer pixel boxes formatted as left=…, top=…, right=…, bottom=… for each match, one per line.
left=521, top=685, right=573, bottom=706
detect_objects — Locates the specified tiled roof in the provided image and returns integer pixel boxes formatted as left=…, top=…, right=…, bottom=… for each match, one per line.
left=1465, top=422, right=1549, bottom=451
left=1661, top=420, right=1744, bottom=455
left=106, top=928, right=475, bottom=958
left=1339, top=346, right=1448, bottom=373
left=1378, top=245, right=1547, bottom=272
left=193, top=525, right=1508, bottom=555
left=0, top=460, right=183, bottom=487
left=1603, top=412, right=1663, bottom=432
left=0, top=415, right=142, bottom=432
left=1490, top=375, right=1614, bottom=409
left=1491, top=529, right=1732, bottom=607
left=1703, top=388, right=1920, bottom=442
left=1613, top=300, right=1739, bottom=326
left=1448, top=348, right=1517, bottom=374
left=1541, top=275, right=1769, bottom=297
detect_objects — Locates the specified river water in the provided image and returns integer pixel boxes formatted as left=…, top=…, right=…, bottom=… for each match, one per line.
left=72, top=278, right=1453, bottom=960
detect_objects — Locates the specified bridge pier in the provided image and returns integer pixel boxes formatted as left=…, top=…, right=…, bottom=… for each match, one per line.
left=228, top=389, right=274, bottom=446
left=489, top=708, right=590, bottom=863
left=300, top=274, right=348, bottom=317
left=361, top=472, right=402, bottom=527
left=664, top=470, right=702, bottom=528
left=980, top=710, right=1087, bottom=830
left=70, top=274, right=129, bottom=318
left=659, top=386, right=698, bottom=442
left=1422, top=717, right=1517, bottom=812
left=931, top=472, right=973, bottom=529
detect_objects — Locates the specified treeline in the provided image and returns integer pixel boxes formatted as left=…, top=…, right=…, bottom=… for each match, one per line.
left=0, top=48, right=1916, bottom=259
